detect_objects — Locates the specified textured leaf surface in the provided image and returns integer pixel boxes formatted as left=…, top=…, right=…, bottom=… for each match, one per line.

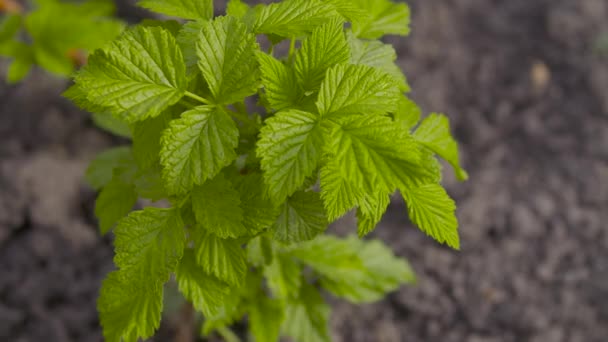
left=95, top=175, right=138, bottom=235
left=194, top=230, right=247, bottom=286
left=414, top=113, right=469, bottom=181
left=138, top=0, right=213, bottom=20
left=321, top=115, right=420, bottom=201
left=272, top=191, right=328, bottom=244
left=316, top=64, right=399, bottom=118
left=351, top=0, right=410, bottom=39
left=402, top=184, right=460, bottom=249
left=196, top=16, right=259, bottom=104
left=319, top=158, right=366, bottom=221
left=257, top=110, right=323, bottom=203
left=356, top=192, right=390, bottom=237
left=257, top=51, right=302, bottom=111
left=176, top=249, right=231, bottom=316
left=114, top=208, right=186, bottom=286
left=98, top=272, right=163, bottom=342
left=92, top=112, right=132, bottom=138
left=282, top=284, right=330, bottom=342
left=253, top=0, right=338, bottom=38
left=232, top=173, right=280, bottom=234
left=191, top=174, right=247, bottom=238
left=76, top=26, right=186, bottom=122
left=160, top=106, right=238, bottom=194
left=294, top=18, right=350, bottom=92
left=394, top=96, right=421, bottom=130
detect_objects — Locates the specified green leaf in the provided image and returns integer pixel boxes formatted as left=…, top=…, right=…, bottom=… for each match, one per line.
left=257, top=109, right=323, bottom=203
left=291, top=235, right=414, bottom=303
left=256, top=51, right=302, bottom=111
left=319, top=158, right=366, bottom=221
left=321, top=115, right=420, bottom=201
left=356, top=192, right=390, bottom=237
left=226, top=0, right=249, bottom=19
left=92, top=112, right=132, bottom=138
left=98, top=271, right=163, bottom=342
left=63, top=83, right=110, bottom=115
left=232, top=173, right=280, bottom=234
left=264, top=251, right=302, bottom=299
left=191, top=173, right=248, bottom=238
left=402, top=184, right=460, bottom=249
left=95, top=174, right=138, bottom=235
left=160, top=105, right=238, bottom=195
left=132, top=110, right=172, bottom=169
left=138, top=0, right=213, bottom=20
left=253, top=0, right=338, bottom=38
left=294, top=17, right=350, bottom=92
left=394, top=96, right=421, bottom=130
left=0, top=14, right=22, bottom=43
left=247, top=236, right=273, bottom=266
left=75, top=26, right=187, bottom=123
left=281, top=283, right=330, bottom=342
left=85, top=147, right=133, bottom=190
left=133, top=166, right=168, bottom=201
left=196, top=16, right=259, bottom=104
left=272, top=191, right=328, bottom=244
left=348, top=33, right=409, bottom=91
left=351, top=0, right=410, bottom=39
left=7, top=57, right=33, bottom=83
left=114, top=207, right=186, bottom=286
left=140, top=19, right=182, bottom=36
left=316, top=64, right=400, bottom=118
left=175, top=249, right=231, bottom=317
left=414, top=113, right=469, bottom=181
left=249, top=297, right=284, bottom=342
left=321, top=0, right=368, bottom=25
left=193, top=229, right=247, bottom=287
left=177, top=20, right=206, bottom=75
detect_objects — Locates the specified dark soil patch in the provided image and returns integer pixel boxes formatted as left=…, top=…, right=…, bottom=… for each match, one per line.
left=1, top=0, right=607, bottom=341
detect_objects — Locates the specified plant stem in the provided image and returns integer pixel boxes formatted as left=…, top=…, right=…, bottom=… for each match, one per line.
left=184, top=91, right=213, bottom=105
left=288, top=36, right=296, bottom=63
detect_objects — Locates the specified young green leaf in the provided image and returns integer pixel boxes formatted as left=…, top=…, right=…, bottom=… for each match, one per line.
left=175, top=249, right=231, bottom=317
left=249, top=297, right=284, bottom=342
left=256, top=51, right=302, bottom=111
left=196, top=16, right=259, bottom=104
left=272, top=191, right=328, bottom=244
left=356, top=192, right=390, bottom=237
left=316, top=64, right=400, bottom=119
left=95, top=174, right=138, bottom=235
left=321, top=0, right=369, bottom=25
left=264, top=251, right=302, bottom=299
left=193, top=229, right=247, bottom=287
left=294, top=17, right=350, bottom=92
left=75, top=26, right=187, bottom=123
left=132, top=110, right=173, bottom=169
left=252, top=0, right=338, bottom=38
left=394, top=96, right=421, bottom=130
left=191, top=174, right=248, bottom=238
left=232, top=173, right=280, bottom=234
left=348, top=33, right=409, bottom=91
left=114, top=207, right=186, bottom=286
left=226, top=0, right=249, bottom=19
left=85, top=147, right=133, bottom=190
left=177, top=20, right=206, bottom=75
left=98, top=272, right=163, bottom=342
left=321, top=115, right=420, bottom=199
left=160, top=106, right=238, bottom=195
left=414, top=113, right=469, bottom=181
left=257, top=109, right=323, bottom=203
left=291, top=236, right=414, bottom=303
left=92, top=112, right=132, bottom=138
left=351, top=0, right=411, bottom=39
left=138, top=0, right=213, bottom=20
left=319, top=158, right=367, bottom=220
left=282, top=283, right=331, bottom=342
left=402, top=184, right=460, bottom=249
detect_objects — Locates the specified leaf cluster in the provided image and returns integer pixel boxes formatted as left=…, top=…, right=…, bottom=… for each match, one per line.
left=68, top=0, right=468, bottom=341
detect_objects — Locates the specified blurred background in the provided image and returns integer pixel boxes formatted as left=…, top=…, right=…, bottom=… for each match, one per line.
left=1, top=0, right=607, bottom=341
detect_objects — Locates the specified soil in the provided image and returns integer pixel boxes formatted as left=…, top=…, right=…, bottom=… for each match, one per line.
left=1, top=0, right=607, bottom=341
